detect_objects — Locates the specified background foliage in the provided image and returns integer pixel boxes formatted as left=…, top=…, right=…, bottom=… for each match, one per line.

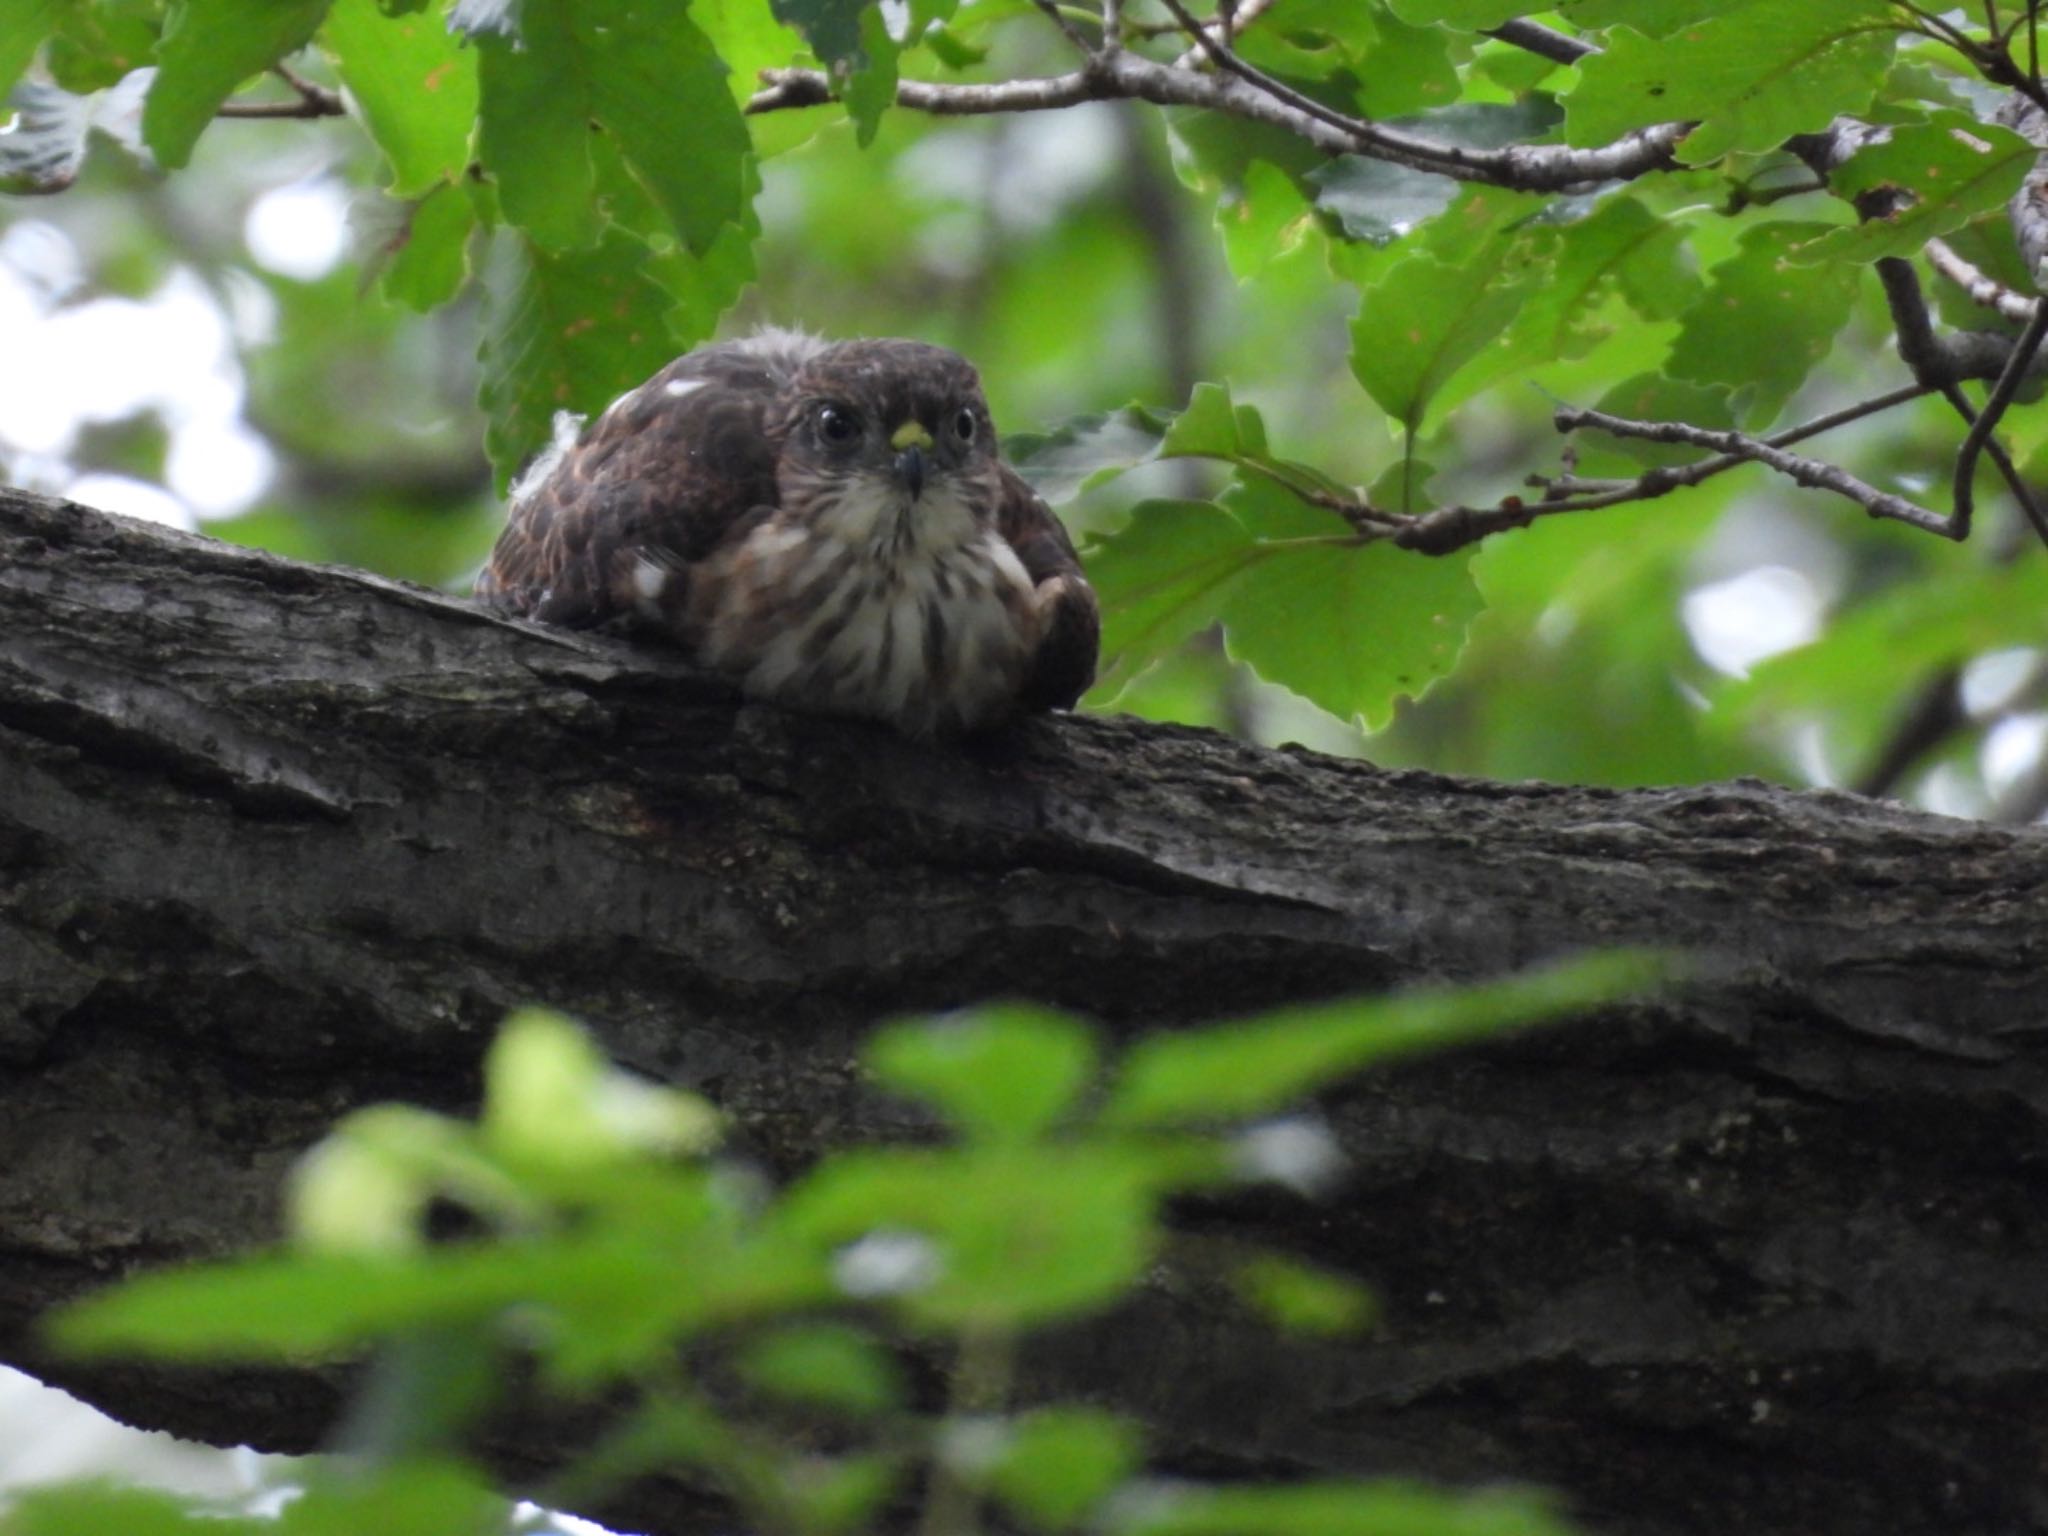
left=6, top=1, right=2048, bottom=816
left=15, top=957, right=1656, bottom=1535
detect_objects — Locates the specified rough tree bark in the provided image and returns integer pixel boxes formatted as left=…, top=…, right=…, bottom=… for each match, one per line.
left=2, top=484, right=2045, bottom=1536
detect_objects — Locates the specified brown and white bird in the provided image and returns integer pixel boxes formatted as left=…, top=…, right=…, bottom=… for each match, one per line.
left=476, top=330, right=1099, bottom=738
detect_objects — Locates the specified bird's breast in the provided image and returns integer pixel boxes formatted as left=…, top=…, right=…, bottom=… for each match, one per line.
left=692, top=518, right=1038, bottom=737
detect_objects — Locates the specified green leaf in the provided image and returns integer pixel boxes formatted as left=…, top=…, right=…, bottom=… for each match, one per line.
left=1166, top=382, right=1367, bottom=505
left=693, top=0, right=808, bottom=106
left=1349, top=245, right=1540, bottom=431
left=1565, top=3, right=1897, bottom=167
left=1560, top=0, right=1720, bottom=32
left=1082, top=499, right=1262, bottom=700
left=278, top=1462, right=509, bottom=1536
left=1104, top=951, right=1673, bottom=1128
left=0, top=0, right=64, bottom=105
left=1495, top=195, right=1682, bottom=368
left=781, top=1144, right=1200, bottom=1330
left=1220, top=158, right=1315, bottom=278
left=842, top=4, right=899, bottom=145
left=1005, top=406, right=1173, bottom=504
left=45, top=0, right=161, bottom=93
left=739, top=1322, right=903, bottom=1414
left=782, top=1454, right=902, bottom=1536
left=1215, top=477, right=1482, bottom=729
left=322, top=0, right=478, bottom=197
left=772, top=0, right=897, bottom=143
left=866, top=1003, right=1099, bottom=1143
left=1351, top=5, right=1457, bottom=119
left=482, top=1007, right=720, bottom=1168
left=575, top=0, right=752, bottom=252
left=476, top=0, right=752, bottom=256
left=477, top=224, right=685, bottom=489
left=50, top=1246, right=585, bottom=1360
left=1666, top=222, right=1862, bottom=423
left=1118, top=1480, right=1575, bottom=1536
left=142, top=0, right=331, bottom=168
left=473, top=0, right=594, bottom=250
left=990, top=1408, right=1145, bottom=1531
left=1234, top=1254, right=1376, bottom=1336
left=1307, top=156, right=1458, bottom=247
left=1380, top=0, right=1523, bottom=26
left=770, top=0, right=865, bottom=62
left=379, top=181, right=477, bottom=311
left=5, top=1483, right=259, bottom=1536
left=1793, top=113, right=2035, bottom=265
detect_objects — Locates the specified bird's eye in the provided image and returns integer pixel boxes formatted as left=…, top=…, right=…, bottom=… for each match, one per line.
left=953, top=407, right=977, bottom=444
left=818, top=405, right=860, bottom=444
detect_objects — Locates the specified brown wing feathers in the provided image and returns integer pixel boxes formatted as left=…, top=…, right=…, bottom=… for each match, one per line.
left=476, top=335, right=1100, bottom=726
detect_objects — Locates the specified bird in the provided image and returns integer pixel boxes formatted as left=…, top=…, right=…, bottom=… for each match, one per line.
left=475, top=329, right=1100, bottom=739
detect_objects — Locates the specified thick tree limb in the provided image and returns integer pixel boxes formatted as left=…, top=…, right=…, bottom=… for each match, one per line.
left=4, top=487, right=2048, bottom=1536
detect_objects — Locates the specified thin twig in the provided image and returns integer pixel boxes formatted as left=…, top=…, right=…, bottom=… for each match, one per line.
left=1876, top=254, right=2048, bottom=545
left=1925, top=235, right=2042, bottom=322
left=1362, top=386, right=1933, bottom=555
left=1170, top=0, right=1280, bottom=69
left=1551, top=406, right=1963, bottom=539
left=1952, top=296, right=2048, bottom=538
left=1032, top=0, right=1093, bottom=52
left=1155, top=0, right=1383, bottom=145
left=1482, top=19, right=1597, bottom=65
left=217, top=63, right=345, bottom=120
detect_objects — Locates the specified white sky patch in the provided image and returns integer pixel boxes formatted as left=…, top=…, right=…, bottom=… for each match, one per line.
left=1682, top=564, right=1824, bottom=677
left=832, top=1229, right=940, bottom=1299
left=64, top=473, right=194, bottom=531
left=1961, top=647, right=2039, bottom=717
left=243, top=179, right=351, bottom=283
left=0, top=260, right=270, bottom=518
left=1920, top=762, right=1986, bottom=820
left=1983, top=713, right=2048, bottom=796
left=0, top=219, right=83, bottom=304
left=166, top=417, right=274, bottom=517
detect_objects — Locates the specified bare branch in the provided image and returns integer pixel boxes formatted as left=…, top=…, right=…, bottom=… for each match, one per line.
left=747, top=58, right=1686, bottom=191
left=216, top=63, right=344, bottom=120
left=1953, top=295, right=2048, bottom=537
left=1170, top=0, right=1279, bottom=69
left=1032, top=0, right=1094, bottom=52
left=1926, top=235, right=2042, bottom=322
left=1482, top=19, right=1597, bottom=65
left=1877, top=255, right=2048, bottom=547
left=1154, top=0, right=1402, bottom=146
left=1377, top=385, right=1935, bottom=555
left=1551, top=405, right=1963, bottom=539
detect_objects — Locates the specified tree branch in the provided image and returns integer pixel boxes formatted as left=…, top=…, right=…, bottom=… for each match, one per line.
left=7, top=488, right=2048, bottom=1536
left=1550, top=405, right=1964, bottom=538
left=747, top=59, right=1687, bottom=192
left=1926, top=235, right=2043, bottom=322
left=2, top=487, right=2048, bottom=1535
left=1373, top=384, right=1934, bottom=556
left=215, top=64, right=345, bottom=120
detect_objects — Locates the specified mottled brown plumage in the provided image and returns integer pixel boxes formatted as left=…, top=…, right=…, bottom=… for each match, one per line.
left=477, top=331, right=1098, bottom=737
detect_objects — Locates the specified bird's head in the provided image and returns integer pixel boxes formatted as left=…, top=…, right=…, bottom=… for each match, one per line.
left=772, top=339, right=1003, bottom=549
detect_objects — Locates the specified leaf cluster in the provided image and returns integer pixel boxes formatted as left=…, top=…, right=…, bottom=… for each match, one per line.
left=25, top=954, right=1664, bottom=1536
